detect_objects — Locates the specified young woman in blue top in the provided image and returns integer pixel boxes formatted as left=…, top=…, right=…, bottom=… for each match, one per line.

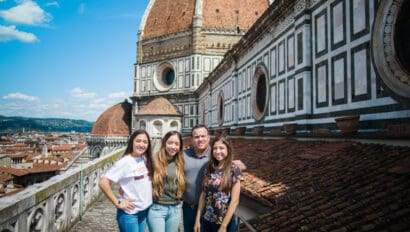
left=99, top=129, right=153, bottom=232
left=148, top=130, right=186, bottom=232
left=194, top=135, right=242, bottom=232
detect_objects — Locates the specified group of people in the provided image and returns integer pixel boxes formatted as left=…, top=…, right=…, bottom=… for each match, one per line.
left=99, top=125, right=243, bottom=232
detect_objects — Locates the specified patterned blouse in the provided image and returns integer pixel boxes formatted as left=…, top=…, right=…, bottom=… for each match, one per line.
left=202, top=163, right=242, bottom=224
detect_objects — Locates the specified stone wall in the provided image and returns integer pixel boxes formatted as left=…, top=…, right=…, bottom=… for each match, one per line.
left=0, top=148, right=124, bottom=232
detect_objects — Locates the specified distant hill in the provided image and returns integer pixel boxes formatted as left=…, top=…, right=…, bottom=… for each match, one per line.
left=0, top=115, right=94, bottom=133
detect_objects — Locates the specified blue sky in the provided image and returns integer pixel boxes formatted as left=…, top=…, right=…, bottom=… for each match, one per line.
left=0, top=0, right=149, bottom=122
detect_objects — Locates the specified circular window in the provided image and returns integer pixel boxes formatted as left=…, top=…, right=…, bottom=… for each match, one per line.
left=154, top=62, right=176, bottom=91
left=394, top=0, right=410, bottom=74
left=162, top=68, right=175, bottom=85
left=251, top=64, right=269, bottom=121
left=372, top=0, right=410, bottom=100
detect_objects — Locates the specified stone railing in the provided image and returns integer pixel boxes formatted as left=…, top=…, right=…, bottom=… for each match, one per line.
left=0, top=147, right=125, bottom=232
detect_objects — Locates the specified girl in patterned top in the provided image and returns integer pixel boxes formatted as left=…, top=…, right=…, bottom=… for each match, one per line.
left=194, top=135, right=242, bottom=232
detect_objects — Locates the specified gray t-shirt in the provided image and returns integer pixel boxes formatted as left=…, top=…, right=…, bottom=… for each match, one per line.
left=183, top=146, right=210, bottom=205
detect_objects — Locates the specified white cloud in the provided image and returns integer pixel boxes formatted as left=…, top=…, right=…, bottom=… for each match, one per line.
left=0, top=1, right=52, bottom=25
left=69, top=88, right=97, bottom=100
left=108, top=91, right=130, bottom=100
left=88, top=98, right=109, bottom=110
left=0, top=25, right=38, bottom=42
left=2, top=92, right=39, bottom=101
left=45, top=1, right=59, bottom=7
left=0, top=90, right=127, bottom=121
left=77, top=3, right=86, bottom=15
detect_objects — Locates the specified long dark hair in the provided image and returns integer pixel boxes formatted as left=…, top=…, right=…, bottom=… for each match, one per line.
left=124, top=129, right=153, bottom=176
left=202, top=134, right=234, bottom=193
left=152, top=131, right=186, bottom=199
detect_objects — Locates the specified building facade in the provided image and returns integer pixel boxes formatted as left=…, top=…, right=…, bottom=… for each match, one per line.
left=131, top=0, right=409, bottom=137
left=196, top=0, right=410, bottom=135
left=131, top=0, right=270, bottom=135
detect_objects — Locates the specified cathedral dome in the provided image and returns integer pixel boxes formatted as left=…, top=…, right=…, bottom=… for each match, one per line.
left=91, top=101, right=132, bottom=136
left=141, top=0, right=269, bottom=40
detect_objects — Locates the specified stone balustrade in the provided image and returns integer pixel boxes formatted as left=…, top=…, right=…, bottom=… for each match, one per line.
left=0, top=147, right=125, bottom=232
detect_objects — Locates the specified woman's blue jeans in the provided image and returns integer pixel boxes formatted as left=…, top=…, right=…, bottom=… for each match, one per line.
left=147, top=202, right=182, bottom=232
left=202, top=217, right=237, bottom=232
left=116, top=208, right=148, bottom=232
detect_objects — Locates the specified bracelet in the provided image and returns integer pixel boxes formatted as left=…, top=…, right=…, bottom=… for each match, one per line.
left=117, top=200, right=121, bottom=205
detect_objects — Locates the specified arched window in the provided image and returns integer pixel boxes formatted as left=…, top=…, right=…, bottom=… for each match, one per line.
left=170, top=121, right=179, bottom=131
left=153, top=120, right=163, bottom=137
left=217, top=91, right=224, bottom=126
left=139, top=121, right=146, bottom=130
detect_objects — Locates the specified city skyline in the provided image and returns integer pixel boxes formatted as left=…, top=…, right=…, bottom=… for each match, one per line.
left=0, top=0, right=149, bottom=122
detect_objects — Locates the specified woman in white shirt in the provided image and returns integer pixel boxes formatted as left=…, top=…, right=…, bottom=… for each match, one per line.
left=99, top=129, right=154, bottom=232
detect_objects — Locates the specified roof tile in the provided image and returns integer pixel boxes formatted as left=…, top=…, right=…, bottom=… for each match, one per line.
left=229, top=138, right=410, bottom=230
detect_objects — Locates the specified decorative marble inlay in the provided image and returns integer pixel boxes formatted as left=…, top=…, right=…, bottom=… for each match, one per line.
left=352, top=0, right=367, bottom=34
left=271, top=84, right=277, bottom=113
left=333, top=58, right=345, bottom=100
left=332, top=1, right=344, bottom=44
left=353, top=49, right=368, bottom=96
left=279, top=42, right=285, bottom=73
left=287, top=36, right=295, bottom=69
left=288, top=78, right=295, bottom=109
left=317, top=64, right=327, bottom=103
left=316, top=13, right=326, bottom=54
left=279, top=81, right=285, bottom=111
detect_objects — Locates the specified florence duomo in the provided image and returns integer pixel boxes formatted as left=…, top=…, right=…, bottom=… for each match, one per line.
left=1, top=0, right=409, bottom=231
left=126, top=0, right=409, bottom=139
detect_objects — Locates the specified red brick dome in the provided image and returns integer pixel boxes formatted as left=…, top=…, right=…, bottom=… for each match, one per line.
left=141, top=0, right=269, bottom=40
left=91, top=101, right=132, bottom=136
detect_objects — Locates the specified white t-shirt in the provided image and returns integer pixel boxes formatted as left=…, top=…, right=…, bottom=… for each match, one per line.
left=104, top=154, right=152, bottom=214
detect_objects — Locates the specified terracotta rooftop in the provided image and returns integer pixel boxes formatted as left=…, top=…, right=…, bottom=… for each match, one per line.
left=50, top=144, right=72, bottom=151
left=142, top=0, right=269, bottom=40
left=136, top=97, right=181, bottom=116
left=202, top=0, right=268, bottom=30
left=0, top=173, right=13, bottom=183
left=91, top=101, right=132, bottom=136
left=0, top=163, right=66, bottom=176
left=229, top=138, right=410, bottom=231
left=6, top=153, right=30, bottom=159
left=0, top=166, right=28, bottom=176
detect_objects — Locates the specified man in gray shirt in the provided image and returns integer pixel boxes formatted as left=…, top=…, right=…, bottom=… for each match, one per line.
left=183, top=124, right=210, bottom=232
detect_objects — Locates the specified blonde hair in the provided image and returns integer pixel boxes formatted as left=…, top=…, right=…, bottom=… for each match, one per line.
left=202, top=135, right=234, bottom=193
left=152, top=131, right=186, bottom=199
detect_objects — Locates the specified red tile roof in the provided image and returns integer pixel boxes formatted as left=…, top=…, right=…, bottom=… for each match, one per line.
left=136, top=97, right=181, bottom=116
left=6, top=153, right=30, bottom=158
left=51, top=144, right=72, bottom=151
left=0, top=173, right=13, bottom=183
left=0, top=166, right=29, bottom=176
left=231, top=138, right=410, bottom=231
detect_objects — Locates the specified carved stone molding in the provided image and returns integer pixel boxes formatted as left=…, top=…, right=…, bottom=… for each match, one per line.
left=372, top=0, right=410, bottom=99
